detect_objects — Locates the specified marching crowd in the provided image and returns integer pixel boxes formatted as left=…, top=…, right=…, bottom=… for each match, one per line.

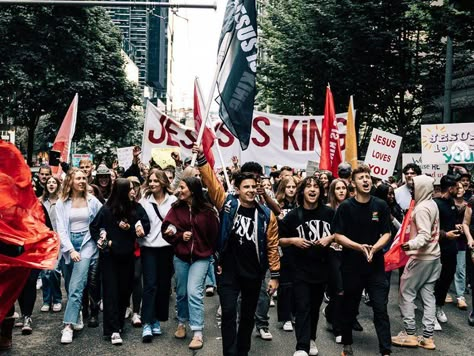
left=1, top=143, right=474, bottom=356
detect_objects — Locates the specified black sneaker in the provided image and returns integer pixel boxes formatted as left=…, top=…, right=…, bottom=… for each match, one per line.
left=88, top=316, right=99, bottom=328
left=352, top=319, right=363, bottom=332
left=468, top=311, right=474, bottom=327
left=21, top=317, right=32, bottom=335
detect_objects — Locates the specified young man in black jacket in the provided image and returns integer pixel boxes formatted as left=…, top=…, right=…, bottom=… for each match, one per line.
left=433, top=175, right=460, bottom=330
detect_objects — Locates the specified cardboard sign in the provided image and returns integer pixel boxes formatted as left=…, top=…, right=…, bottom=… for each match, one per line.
left=71, top=153, right=93, bottom=167
left=305, top=160, right=319, bottom=177
left=421, top=123, right=474, bottom=164
left=151, top=147, right=180, bottom=168
left=364, top=128, right=402, bottom=180
left=116, top=146, right=134, bottom=170
left=402, top=153, right=448, bottom=184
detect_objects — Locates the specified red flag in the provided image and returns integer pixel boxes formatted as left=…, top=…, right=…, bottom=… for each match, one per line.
left=0, top=140, right=60, bottom=322
left=194, top=79, right=215, bottom=168
left=319, top=85, right=342, bottom=177
left=52, top=94, right=78, bottom=175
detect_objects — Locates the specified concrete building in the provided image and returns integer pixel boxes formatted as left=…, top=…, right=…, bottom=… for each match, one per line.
left=105, top=1, right=168, bottom=102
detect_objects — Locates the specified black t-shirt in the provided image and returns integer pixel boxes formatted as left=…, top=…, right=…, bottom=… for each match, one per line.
left=224, top=205, right=260, bottom=279
left=434, top=197, right=458, bottom=256
left=332, top=196, right=391, bottom=270
left=280, top=205, right=335, bottom=283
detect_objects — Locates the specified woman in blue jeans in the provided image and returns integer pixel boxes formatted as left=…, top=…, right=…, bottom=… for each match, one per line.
left=162, top=177, right=219, bottom=350
left=56, top=168, right=102, bottom=344
left=40, top=176, right=63, bottom=313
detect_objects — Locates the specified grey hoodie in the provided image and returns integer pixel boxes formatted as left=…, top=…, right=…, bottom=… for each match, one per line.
left=406, top=175, right=440, bottom=260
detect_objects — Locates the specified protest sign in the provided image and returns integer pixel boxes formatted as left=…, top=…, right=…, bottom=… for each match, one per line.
left=71, top=153, right=93, bottom=167
left=364, top=128, right=402, bottom=180
left=142, top=101, right=350, bottom=169
left=306, top=160, right=319, bottom=177
left=402, top=153, right=448, bottom=184
left=116, top=146, right=134, bottom=170
left=421, top=123, right=474, bottom=164
left=151, top=147, right=180, bottom=168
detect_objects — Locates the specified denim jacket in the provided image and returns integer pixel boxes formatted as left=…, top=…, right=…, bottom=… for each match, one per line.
left=56, top=195, right=102, bottom=264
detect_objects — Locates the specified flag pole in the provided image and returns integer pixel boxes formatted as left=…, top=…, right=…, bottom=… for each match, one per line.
left=190, top=33, right=231, bottom=168
left=195, top=76, right=232, bottom=188
left=208, top=124, right=232, bottom=189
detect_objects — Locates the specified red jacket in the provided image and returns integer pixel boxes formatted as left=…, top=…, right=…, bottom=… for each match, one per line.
left=162, top=204, right=218, bottom=263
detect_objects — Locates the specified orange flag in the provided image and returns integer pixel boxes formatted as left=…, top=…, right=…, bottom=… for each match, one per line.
left=52, top=94, right=78, bottom=175
left=345, top=95, right=358, bottom=169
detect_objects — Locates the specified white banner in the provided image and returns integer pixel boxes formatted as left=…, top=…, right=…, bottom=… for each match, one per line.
left=421, top=123, right=474, bottom=164
left=364, top=128, right=402, bottom=180
left=116, top=146, right=134, bottom=170
left=142, top=101, right=350, bottom=169
left=402, top=153, right=448, bottom=184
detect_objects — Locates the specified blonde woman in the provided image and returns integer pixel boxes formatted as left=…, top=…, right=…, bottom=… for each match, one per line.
left=56, top=168, right=102, bottom=344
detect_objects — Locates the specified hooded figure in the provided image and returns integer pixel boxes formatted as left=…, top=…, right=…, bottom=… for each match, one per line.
left=406, top=175, right=440, bottom=258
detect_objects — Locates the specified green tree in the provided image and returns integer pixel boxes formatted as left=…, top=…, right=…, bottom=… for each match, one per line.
left=0, top=5, right=141, bottom=164
left=258, top=0, right=464, bottom=156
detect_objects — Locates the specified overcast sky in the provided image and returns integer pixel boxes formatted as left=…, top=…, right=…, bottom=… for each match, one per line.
left=170, top=1, right=226, bottom=110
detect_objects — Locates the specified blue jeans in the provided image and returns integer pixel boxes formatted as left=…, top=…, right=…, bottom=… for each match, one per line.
left=205, top=255, right=217, bottom=288
left=41, top=269, right=62, bottom=305
left=62, top=231, right=92, bottom=325
left=255, top=271, right=270, bottom=330
left=454, top=250, right=467, bottom=298
left=174, top=256, right=210, bottom=331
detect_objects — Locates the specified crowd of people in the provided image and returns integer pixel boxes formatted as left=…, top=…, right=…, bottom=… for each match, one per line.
left=1, top=143, right=474, bottom=356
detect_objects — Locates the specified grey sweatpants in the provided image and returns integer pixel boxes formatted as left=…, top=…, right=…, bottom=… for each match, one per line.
left=399, top=257, right=441, bottom=338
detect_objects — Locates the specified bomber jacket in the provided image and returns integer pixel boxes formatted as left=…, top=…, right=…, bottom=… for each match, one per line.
left=197, top=156, right=280, bottom=279
left=161, top=204, right=219, bottom=263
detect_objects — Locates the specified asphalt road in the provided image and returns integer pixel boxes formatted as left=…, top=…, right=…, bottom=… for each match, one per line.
left=2, top=272, right=473, bottom=356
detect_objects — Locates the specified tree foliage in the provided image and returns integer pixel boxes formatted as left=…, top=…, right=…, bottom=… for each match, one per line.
left=0, top=5, right=142, bottom=164
left=258, top=0, right=473, bottom=155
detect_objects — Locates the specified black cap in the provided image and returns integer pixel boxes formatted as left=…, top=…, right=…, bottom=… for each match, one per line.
left=440, top=174, right=457, bottom=190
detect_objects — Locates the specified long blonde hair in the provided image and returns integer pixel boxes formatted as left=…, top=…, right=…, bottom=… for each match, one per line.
left=275, top=176, right=299, bottom=206
left=61, top=167, right=88, bottom=201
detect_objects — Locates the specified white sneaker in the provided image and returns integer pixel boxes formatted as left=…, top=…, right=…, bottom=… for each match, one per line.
left=269, top=296, right=275, bottom=307
left=131, top=313, right=142, bottom=327
left=283, top=321, right=293, bottom=331
left=52, top=303, right=62, bottom=312
left=40, top=304, right=50, bottom=312
left=309, top=339, right=318, bottom=355
left=99, top=300, right=103, bottom=312
left=335, top=335, right=342, bottom=344
left=293, top=351, right=309, bottom=356
left=61, top=326, right=73, bottom=344
left=257, top=328, right=272, bottom=340
left=125, top=307, right=132, bottom=319
left=434, top=318, right=442, bottom=331
left=436, top=307, right=448, bottom=323
left=36, top=278, right=42, bottom=290
left=73, top=312, right=84, bottom=331
left=111, top=332, right=123, bottom=345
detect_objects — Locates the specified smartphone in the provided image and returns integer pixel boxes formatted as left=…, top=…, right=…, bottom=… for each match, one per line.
left=49, top=150, right=61, bottom=166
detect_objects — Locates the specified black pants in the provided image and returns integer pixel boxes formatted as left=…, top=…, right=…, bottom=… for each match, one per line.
left=277, top=252, right=295, bottom=322
left=81, top=258, right=101, bottom=319
left=434, top=252, right=457, bottom=307
left=341, top=265, right=391, bottom=355
left=294, top=279, right=325, bottom=353
left=131, top=256, right=143, bottom=314
left=218, top=267, right=262, bottom=356
left=326, top=250, right=343, bottom=335
left=141, top=246, right=174, bottom=324
left=18, top=269, right=40, bottom=317
left=101, top=253, right=134, bottom=337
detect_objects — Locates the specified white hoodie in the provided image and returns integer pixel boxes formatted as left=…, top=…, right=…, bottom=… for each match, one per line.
left=406, top=175, right=440, bottom=260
